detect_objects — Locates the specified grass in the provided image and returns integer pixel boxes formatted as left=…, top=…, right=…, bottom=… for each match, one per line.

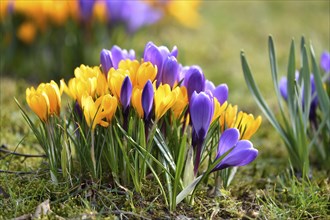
left=1, top=1, right=330, bottom=219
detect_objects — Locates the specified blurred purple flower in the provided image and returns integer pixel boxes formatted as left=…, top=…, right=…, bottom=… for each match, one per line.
left=79, top=0, right=95, bottom=22
left=143, top=42, right=178, bottom=86
left=279, top=72, right=318, bottom=122
left=120, top=76, right=133, bottom=115
left=320, top=51, right=330, bottom=73
left=100, top=46, right=135, bottom=74
left=189, top=91, right=214, bottom=174
left=106, top=1, right=162, bottom=33
left=183, top=66, right=205, bottom=100
left=205, top=80, right=228, bottom=104
left=142, top=80, right=154, bottom=122
left=212, top=128, right=258, bottom=171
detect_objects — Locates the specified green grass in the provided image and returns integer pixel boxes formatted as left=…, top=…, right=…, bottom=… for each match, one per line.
left=1, top=1, right=330, bottom=219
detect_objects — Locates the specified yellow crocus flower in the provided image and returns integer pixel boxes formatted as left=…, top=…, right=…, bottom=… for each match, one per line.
left=212, top=99, right=228, bottom=123
left=81, top=94, right=117, bottom=130
left=219, top=104, right=238, bottom=131
left=26, top=87, right=50, bottom=122
left=234, top=112, right=262, bottom=140
left=136, top=62, right=157, bottom=89
left=37, top=80, right=61, bottom=116
left=118, top=59, right=140, bottom=86
left=154, top=84, right=178, bottom=120
left=131, top=87, right=144, bottom=118
left=108, top=68, right=128, bottom=99
left=171, top=86, right=188, bottom=119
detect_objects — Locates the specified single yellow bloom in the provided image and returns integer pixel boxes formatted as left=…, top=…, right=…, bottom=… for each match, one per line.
left=219, top=104, right=238, bottom=131
left=171, top=86, right=188, bottom=119
left=131, top=87, right=144, bottom=118
left=81, top=94, right=117, bottom=130
left=234, top=112, right=262, bottom=140
left=96, top=69, right=108, bottom=96
left=37, top=80, right=61, bottom=116
left=154, top=84, right=178, bottom=120
left=93, top=0, right=108, bottom=23
left=118, top=59, right=140, bottom=86
left=212, top=99, right=228, bottom=124
left=167, top=1, right=201, bottom=28
left=108, top=68, right=128, bottom=100
left=26, top=87, right=50, bottom=122
left=136, top=62, right=157, bottom=89
left=17, top=21, right=37, bottom=44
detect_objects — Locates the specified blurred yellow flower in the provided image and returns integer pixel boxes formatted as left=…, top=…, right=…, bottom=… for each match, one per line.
left=17, top=21, right=37, bottom=44
left=166, top=1, right=201, bottom=28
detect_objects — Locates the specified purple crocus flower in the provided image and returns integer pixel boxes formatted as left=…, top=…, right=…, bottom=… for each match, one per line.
left=183, top=66, right=205, bottom=100
left=106, top=1, right=162, bottom=33
left=279, top=72, right=318, bottom=123
left=78, top=0, right=95, bottom=22
left=100, top=46, right=135, bottom=75
left=120, top=76, right=133, bottom=115
left=142, top=80, right=154, bottom=122
left=143, top=42, right=178, bottom=86
left=162, top=56, right=179, bottom=88
left=189, top=91, right=214, bottom=175
left=212, top=128, right=258, bottom=171
left=320, top=51, right=330, bottom=73
left=205, top=80, right=229, bottom=104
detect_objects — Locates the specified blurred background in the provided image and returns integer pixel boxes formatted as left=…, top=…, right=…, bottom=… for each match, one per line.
left=0, top=0, right=329, bottom=148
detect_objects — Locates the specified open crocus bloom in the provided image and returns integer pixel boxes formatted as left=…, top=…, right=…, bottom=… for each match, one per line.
left=213, top=128, right=258, bottom=171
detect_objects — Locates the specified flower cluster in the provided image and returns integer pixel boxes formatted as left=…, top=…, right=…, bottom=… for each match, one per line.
left=1, top=0, right=200, bottom=44
left=242, top=37, right=330, bottom=176
left=22, top=42, right=261, bottom=209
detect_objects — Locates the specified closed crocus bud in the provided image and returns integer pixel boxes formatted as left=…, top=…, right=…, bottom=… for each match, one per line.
left=213, top=128, right=258, bottom=171
left=279, top=77, right=288, bottom=100
left=142, top=80, right=154, bottom=122
left=26, top=87, right=50, bottom=122
left=144, top=42, right=164, bottom=82
left=120, top=76, right=133, bottom=114
left=162, top=56, right=179, bottom=88
left=189, top=91, right=214, bottom=174
left=100, top=49, right=113, bottom=75
left=110, top=45, right=135, bottom=69
left=183, top=65, right=205, bottom=100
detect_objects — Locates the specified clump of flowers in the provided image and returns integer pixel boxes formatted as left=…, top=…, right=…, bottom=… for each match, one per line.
left=18, top=42, right=261, bottom=210
left=1, top=0, right=201, bottom=81
left=241, top=36, right=330, bottom=177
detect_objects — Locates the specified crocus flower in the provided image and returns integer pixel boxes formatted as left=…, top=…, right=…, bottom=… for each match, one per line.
left=143, top=42, right=178, bottom=85
left=132, top=87, right=143, bottom=118
left=136, top=61, right=157, bottom=89
left=120, top=76, right=133, bottom=115
left=183, top=65, right=205, bottom=100
left=171, top=86, right=188, bottom=119
left=234, top=112, right=262, bottom=140
left=162, top=56, right=179, bottom=88
left=142, top=80, right=154, bottom=122
left=205, top=80, right=229, bottom=104
left=189, top=91, right=214, bottom=174
left=78, top=0, right=95, bottom=22
left=320, top=51, right=330, bottom=73
left=81, top=94, right=117, bottom=130
left=106, top=1, right=162, bottom=33
left=154, top=84, right=179, bottom=120
left=100, top=46, right=135, bottom=75
left=212, top=128, right=258, bottom=171
left=279, top=72, right=318, bottom=122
